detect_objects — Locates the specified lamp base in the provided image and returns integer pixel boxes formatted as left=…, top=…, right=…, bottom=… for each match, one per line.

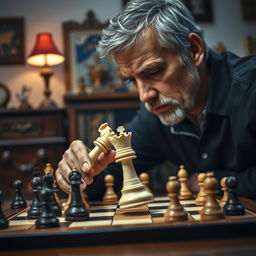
left=39, top=98, right=57, bottom=108
left=38, top=67, right=58, bottom=109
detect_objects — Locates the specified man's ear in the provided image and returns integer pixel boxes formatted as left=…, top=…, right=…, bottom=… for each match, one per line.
left=188, top=33, right=205, bottom=66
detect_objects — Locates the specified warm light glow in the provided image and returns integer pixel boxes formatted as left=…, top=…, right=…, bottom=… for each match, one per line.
left=27, top=53, right=65, bottom=66
left=27, top=33, right=65, bottom=67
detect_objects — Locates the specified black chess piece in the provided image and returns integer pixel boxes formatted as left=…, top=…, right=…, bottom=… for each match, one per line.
left=42, top=173, right=61, bottom=216
left=32, top=166, right=40, bottom=178
left=65, top=169, right=89, bottom=221
left=224, top=176, right=245, bottom=216
left=35, top=187, right=60, bottom=229
left=11, top=180, right=27, bottom=209
left=27, top=176, right=43, bottom=219
left=0, top=190, right=9, bottom=229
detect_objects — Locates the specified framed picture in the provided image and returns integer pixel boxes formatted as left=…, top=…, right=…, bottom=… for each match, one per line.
left=63, top=11, right=123, bottom=93
left=0, top=18, right=25, bottom=65
left=241, top=0, right=256, bottom=20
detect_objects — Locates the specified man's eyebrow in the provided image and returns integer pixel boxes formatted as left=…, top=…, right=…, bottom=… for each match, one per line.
left=137, top=61, right=165, bottom=75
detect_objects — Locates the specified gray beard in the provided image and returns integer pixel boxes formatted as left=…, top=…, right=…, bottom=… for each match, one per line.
left=145, top=102, right=189, bottom=126
left=145, top=64, right=200, bottom=126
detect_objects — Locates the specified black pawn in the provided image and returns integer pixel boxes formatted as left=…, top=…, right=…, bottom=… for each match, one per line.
left=224, top=176, right=245, bottom=216
left=11, top=180, right=27, bottom=209
left=0, top=190, right=9, bottom=229
left=65, top=170, right=89, bottom=221
left=32, top=166, right=40, bottom=178
left=42, top=173, right=61, bottom=216
left=27, top=176, right=43, bottom=219
left=35, top=187, right=59, bottom=229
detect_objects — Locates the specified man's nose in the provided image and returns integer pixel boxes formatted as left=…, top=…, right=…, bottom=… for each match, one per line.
left=137, top=81, right=157, bottom=103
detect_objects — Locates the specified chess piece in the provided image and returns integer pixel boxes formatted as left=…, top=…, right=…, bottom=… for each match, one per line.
left=164, top=176, right=188, bottom=222
left=178, top=165, right=192, bottom=200
left=32, top=166, right=40, bottom=178
left=224, top=176, right=245, bottom=216
left=108, top=126, right=153, bottom=208
left=200, top=172, right=224, bottom=221
left=42, top=173, right=61, bottom=216
left=89, top=123, right=114, bottom=162
left=195, top=173, right=207, bottom=206
left=27, top=176, right=43, bottom=219
left=140, top=173, right=152, bottom=193
left=220, top=177, right=228, bottom=207
left=35, top=187, right=60, bottom=229
left=44, top=163, right=62, bottom=208
left=64, top=123, right=114, bottom=211
left=11, top=180, right=27, bottom=209
left=0, top=190, right=9, bottom=229
left=103, top=174, right=118, bottom=202
left=65, top=168, right=90, bottom=221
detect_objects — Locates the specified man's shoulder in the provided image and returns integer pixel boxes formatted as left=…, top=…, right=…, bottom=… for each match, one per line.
left=221, top=51, right=256, bottom=88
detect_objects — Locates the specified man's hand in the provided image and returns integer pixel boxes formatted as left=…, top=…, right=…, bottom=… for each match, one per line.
left=55, top=140, right=116, bottom=194
left=187, top=172, right=199, bottom=194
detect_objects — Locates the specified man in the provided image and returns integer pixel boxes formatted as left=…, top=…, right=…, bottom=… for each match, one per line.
left=56, top=0, right=256, bottom=200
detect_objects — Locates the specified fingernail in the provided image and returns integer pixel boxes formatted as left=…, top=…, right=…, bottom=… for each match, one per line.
left=84, top=175, right=93, bottom=185
left=82, top=162, right=89, bottom=172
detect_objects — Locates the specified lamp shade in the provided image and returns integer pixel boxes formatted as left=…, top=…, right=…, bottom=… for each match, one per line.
left=27, top=33, right=65, bottom=66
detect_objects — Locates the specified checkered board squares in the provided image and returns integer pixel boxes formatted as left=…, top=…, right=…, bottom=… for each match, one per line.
left=149, top=197, right=202, bottom=222
left=7, top=197, right=253, bottom=232
left=6, top=197, right=203, bottom=231
left=113, top=204, right=152, bottom=225
left=69, top=203, right=117, bottom=228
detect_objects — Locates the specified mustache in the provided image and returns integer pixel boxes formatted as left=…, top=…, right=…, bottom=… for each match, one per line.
left=147, top=96, right=180, bottom=107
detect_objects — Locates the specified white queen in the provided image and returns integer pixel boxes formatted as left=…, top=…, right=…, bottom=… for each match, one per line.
left=108, top=126, right=153, bottom=208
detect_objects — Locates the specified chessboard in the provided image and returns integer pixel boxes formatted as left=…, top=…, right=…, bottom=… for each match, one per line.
left=1, top=196, right=256, bottom=251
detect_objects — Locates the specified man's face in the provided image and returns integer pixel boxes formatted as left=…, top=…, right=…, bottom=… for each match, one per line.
left=114, top=28, right=201, bottom=126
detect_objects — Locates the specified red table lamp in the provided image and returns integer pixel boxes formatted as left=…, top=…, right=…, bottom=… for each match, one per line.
left=27, top=33, right=65, bottom=108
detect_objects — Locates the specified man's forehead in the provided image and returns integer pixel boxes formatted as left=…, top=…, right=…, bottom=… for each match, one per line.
left=114, top=27, right=160, bottom=73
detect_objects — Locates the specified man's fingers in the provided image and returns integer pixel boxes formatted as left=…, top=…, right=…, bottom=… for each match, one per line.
left=93, top=150, right=116, bottom=176
left=55, top=169, right=70, bottom=194
left=70, top=140, right=92, bottom=174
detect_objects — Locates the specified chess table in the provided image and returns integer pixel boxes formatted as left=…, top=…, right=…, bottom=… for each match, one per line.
left=1, top=196, right=256, bottom=255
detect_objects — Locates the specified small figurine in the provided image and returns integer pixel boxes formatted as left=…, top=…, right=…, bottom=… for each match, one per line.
left=16, top=85, right=32, bottom=110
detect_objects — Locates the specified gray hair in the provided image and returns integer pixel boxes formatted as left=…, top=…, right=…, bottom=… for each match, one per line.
left=97, top=0, right=207, bottom=65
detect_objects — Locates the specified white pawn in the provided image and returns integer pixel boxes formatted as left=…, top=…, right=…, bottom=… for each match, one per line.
left=220, top=177, right=228, bottom=207
left=195, top=173, right=207, bottom=205
left=164, top=176, right=188, bottom=223
left=200, top=172, right=224, bottom=221
left=103, top=174, right=118, bottom=202
left=178, top=165, right=192, bottom=200
left=139, top=173, right=152, bottom=194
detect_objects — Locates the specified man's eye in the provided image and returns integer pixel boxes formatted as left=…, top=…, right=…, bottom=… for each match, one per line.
left=145, top=69, right=163, bottom=78
left=123, top=78, right=135, bottom=83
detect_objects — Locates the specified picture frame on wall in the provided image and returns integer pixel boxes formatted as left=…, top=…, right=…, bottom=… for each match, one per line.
left=0, top=18, right=25, bottom=65
left=63, top=11, right=119, bottom=93
left=241, top=0, right=256, bottom=21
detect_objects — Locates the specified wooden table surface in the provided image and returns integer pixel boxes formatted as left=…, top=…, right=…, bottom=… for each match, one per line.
left=1, top=237, right=256, bottom=256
